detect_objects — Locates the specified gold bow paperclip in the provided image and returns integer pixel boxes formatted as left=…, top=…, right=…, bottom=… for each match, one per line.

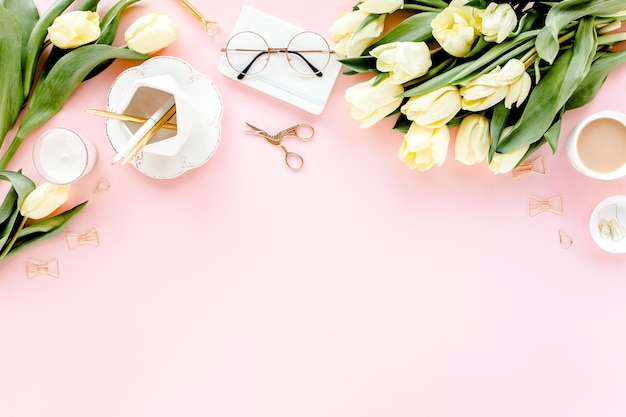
left=65, top=227, right=100, bottom=250
left=25, top=259, right=60, bottom=279
left=512, top=156, right=546, bottom=179
left=529, top=195, right=563, bottom=216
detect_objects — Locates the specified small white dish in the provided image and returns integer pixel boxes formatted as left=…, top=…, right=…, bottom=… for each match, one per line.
left=106, top=56, right=222, bottom=179
left=589, top=195, right=626, bottom=254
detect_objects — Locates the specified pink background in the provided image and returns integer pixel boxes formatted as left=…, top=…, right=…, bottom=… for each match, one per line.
left=1, top=1, right=626, bottom=416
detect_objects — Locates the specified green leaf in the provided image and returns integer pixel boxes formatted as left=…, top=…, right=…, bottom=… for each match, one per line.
left=0, top=0, right=39, bottom=53
left=0, top=6, right=24, bottom=147
left=22, top=0, right=75, bottom=100
left=366, top=12, right=437, bottom=52
left=0, top=170, right=35, bottom=253
left=7, top=201, right=87, bottom=258
left=498, top=17, right=597, bottom=153
left=566, top=50, right=626, bottom=110
left=339, top=56, right=378, bottom=73
left=535, top=0, right=625, bottom=63
left=74, top=0, right=101, bottom=11
left=488, top=103, right=510, bottom=163
left=85, top=0, right=142, bottom=80
left=543, top=109, right=564, bottom=153
left=19, top=45, right=148, bottom=141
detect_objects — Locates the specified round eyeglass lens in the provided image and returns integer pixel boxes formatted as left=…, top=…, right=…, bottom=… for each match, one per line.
left=286, top=31, right=331, bottom=76
left=224, top=31, right=269, bottom=76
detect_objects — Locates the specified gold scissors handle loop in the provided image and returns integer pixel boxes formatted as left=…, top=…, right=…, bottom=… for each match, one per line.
left=278, top=123, right=315, bottom=141
left=280, top=145, right=304, bottom=171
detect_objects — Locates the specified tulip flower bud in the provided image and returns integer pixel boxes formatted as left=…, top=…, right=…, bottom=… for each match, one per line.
left=371, top=41, right=432, bottom=85
left=345, top=77, right=404, bottom=128
left=48, top=11, right=101, bottom=49
left=399, top=123, right=450, bottom=171
left=20, top=183, right=71, bottom=220
left=401, top=85, right=461, bottom=128
left=125, top=13, right=177, bottom=55
left=358, top=0, right=404, bottom=14
left=431, top=3, right=480, bottom=57
left=330, top=10, right=385, bottom=58
left=454, top=114, right=491, bottom=165
left=481, top=3, right=517, bottom=43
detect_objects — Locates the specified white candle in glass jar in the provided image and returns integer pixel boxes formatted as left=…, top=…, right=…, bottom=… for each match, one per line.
left=33, top=128, right=97, bottom=184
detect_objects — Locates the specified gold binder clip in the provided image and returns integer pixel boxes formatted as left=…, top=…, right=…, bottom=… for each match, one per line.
left=529, top=195, right=563, bottom=216
left=93, top=178, right=110, bottom=194
left=65, top=227, right=100, bottom=250
left=25, top=258, right=60, bottom=279
left=512, top=156, right=546, bottom=179
left=559, top=230, right=573, bottom=249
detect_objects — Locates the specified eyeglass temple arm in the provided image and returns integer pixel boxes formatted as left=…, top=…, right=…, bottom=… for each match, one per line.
left=235, top=50, right=324, bottom=80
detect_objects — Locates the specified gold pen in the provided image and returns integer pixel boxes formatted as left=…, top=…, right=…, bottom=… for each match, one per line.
left=177, top=0, right=218, bottom=34
left=87, top=109, right=178, bottom=131
left=121, top=104, right=178, bottom=166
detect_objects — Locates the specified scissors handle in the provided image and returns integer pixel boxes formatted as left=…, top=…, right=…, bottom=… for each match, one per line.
left=280, top=145, right=304, bottom=171
left=278, top=123, right=315, bottom=141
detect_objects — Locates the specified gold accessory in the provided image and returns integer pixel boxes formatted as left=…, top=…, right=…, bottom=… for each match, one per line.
left=87, top=109, right=178, bottom=131
left=25, top=258, right=60, bottom=279
left=221, top=31, right=334, bottom=80
left=559, top=230, right=573, bottom=249
left=177, top=0, right=218, bottom=35
left=93, top=178, right=111, bottom=194
left=121, top=104, right=177, bottom=165
left=512, top=155, right=546, bottom=179
left=66, top=227, right=100, bottom=250
left=244, top=122, right=315, bottom=171
left=597, top=204, right=625, bottom=241
left=528, top=195, right=563, bottom=216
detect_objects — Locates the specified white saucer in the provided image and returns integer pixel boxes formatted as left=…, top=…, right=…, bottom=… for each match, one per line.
left=590, top=195, right=626, bottom=254
left=106, top=56, right=223, bottom=179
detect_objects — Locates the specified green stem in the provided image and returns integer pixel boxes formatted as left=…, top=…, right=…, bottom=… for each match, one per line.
left=0, top=134, right=25, bottom=170
left=0, top=215, right=27, bottom=260
left=598, top=32, right=626, bottom=46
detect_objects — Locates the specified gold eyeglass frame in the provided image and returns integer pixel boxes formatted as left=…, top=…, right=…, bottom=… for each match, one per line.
left=220, top=30, right=335, bottom=80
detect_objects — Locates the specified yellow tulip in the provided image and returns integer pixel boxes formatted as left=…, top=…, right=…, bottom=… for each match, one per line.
left=401, top=85, right=461, bottom=128
left=358, top=0, right=404, bottom=14
left=345, top=77, right=404, bottom=128
left=481, top=3, right=517, bottom=43
left=370, top=41, right=432, bottom=85
left=330, top=10, right=385, bottom=58
left=48, top=11, right=101, bottom=49
left=125, top=13, right=177, bottom=55
left=20, top=183, right=71, bottom=220
left=488, top=128, right=529, bottom=174
left=398, top=123, right=450, bottom=171
left=431, top=2, right=480, bottom=57
left=454, top=114, right=491, bottom=165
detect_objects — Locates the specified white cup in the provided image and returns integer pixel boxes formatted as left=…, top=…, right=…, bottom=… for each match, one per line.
left=33, top=128, right=97, bottom=184
left=566, top=110, right=626, bottom=180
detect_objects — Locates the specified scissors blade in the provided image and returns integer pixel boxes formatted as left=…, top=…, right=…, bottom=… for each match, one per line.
left=244, top=122, right=266, bottom=134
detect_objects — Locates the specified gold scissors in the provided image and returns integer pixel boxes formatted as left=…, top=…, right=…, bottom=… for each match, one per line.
left=244, top=122, right=315, bottom=171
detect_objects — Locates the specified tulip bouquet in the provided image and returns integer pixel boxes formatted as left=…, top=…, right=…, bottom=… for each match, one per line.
left=331, top=0, right=626, bottom=173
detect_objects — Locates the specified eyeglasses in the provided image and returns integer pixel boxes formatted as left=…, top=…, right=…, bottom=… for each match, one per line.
left=220, top=31, right=334, bottom=80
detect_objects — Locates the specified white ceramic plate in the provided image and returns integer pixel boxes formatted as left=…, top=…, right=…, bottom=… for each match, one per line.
left=589, top=195, right=626, bottom=254
left=106, top=56, right=223, bottom=179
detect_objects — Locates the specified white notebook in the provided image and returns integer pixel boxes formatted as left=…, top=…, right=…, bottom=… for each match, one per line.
left=217, top=5, right=342, bottom=115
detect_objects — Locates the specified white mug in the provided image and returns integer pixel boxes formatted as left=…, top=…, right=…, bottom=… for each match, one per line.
left=566, top=110, right=626, bottom=180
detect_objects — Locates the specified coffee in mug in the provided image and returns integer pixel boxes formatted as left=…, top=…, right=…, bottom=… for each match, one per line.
left=566, top=111, right=626, bottom=180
